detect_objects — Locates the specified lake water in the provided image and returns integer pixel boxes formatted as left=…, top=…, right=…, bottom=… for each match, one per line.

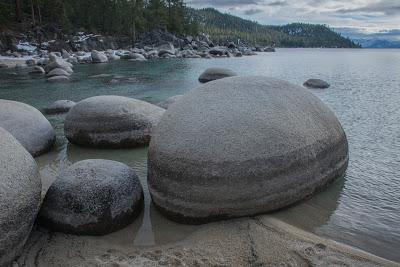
left=0, top=48, right=399, bottom=262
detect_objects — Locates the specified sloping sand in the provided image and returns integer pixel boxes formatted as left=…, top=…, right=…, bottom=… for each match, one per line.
left=17, top=215, right=397, bottom=267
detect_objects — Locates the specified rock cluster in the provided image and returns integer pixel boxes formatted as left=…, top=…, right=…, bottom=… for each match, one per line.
left=0, top=99, right=56, bottom=157
left=39, top=159, right=144, bottom=235
left=44, top=54, right=74, bottom=83
left=64, top=95, right=165, bottom=148
left=147, top=76, right=349, bottom=224
left=0, top=128, right=41, bottom=266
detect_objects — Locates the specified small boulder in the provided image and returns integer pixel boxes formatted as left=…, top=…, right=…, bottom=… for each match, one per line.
left=46, top=68, right=71, bottom=77
left=157, top=95, right=183, bottom=109
left=198, top=67, right=238, bottom=83
left=47, top=76, right=70, bottom=83
left=44, top=58, right=73, bottom=73
left=91, top=50, right=108, bottom=63
left=0, top=127, right=41, bottom=266
left=44, top=100, right=76, bottom=114
left=0, top=100, right=56, bottom=157
left=39, top=159, right=144, bottom=235
left=29, top=66, right=45, bottom=74
left=303, top=79, right=331, bottom=89
left=64, top=95, right=165, bottom=148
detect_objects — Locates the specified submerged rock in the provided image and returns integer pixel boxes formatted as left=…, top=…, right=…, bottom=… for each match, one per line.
left=0, top=99, right=56, bottom=157
left=0, top=127, right=41, bottom=266
left=198, top=67, right=238, bottom=83
left=39, top=159, right=144, bottom=235
left=46, top=68, right=71, bottom=77
left=157, top=95, right=183, bottom=109
left=29, top=66, right=45, bottom=74
left=64, top=95, right=165, bottom=148
left=303, top=79, right=331, bottom=89
left=47, top=75, right=70, bottom=83
left=148, top=76, right=349, bottom=224
left=44, top=100, right=76, bottom=114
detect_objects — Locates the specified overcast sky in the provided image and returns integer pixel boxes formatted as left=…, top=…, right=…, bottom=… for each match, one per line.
left=187, top=0, right=400, bottom=35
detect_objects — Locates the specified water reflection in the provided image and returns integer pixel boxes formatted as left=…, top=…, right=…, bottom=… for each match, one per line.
left=273, top=176, right=345, bottom=230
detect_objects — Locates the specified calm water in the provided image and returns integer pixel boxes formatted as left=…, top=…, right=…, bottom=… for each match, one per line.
left=0, top=49, right=399, bottom=262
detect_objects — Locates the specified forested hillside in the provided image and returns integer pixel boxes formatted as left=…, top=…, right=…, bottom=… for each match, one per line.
left=0, top=1, right=359, bottom=48
left=0, top=0, right=198, bottom=39
left=190, top=8, right=359, bottom=48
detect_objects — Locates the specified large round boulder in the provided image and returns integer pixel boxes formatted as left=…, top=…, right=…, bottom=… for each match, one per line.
left=148, top=76, right=349, bottom=224
left=64, top=96, right=165, bottom=148
left=198, top=67, right=237, bottom=83
left=38, top=159, right=144, bottom=235
left=0, top=100, right=56, bottom=157
left=0, top=127, right=41, bottom=266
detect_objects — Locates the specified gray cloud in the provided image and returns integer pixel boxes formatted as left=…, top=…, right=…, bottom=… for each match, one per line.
left=187, top=0, right=262, bottom=7
left=337, top=0, right=400, bottom=16
left=243, top=8, right=264, bottom=15
left=267, top=0, right=288, bottom=6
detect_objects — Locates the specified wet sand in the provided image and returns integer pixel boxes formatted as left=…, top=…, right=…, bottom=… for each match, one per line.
left=17, top=215, right=397, bottom=267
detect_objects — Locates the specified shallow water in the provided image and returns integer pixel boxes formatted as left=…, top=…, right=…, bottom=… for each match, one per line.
left=1, top=49, right=399, bottom=262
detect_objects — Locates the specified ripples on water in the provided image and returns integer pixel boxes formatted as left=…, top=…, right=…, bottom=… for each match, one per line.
left=0, top=49, right=399, bottom=261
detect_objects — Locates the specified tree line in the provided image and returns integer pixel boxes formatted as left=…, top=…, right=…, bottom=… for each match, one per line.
left=0, top=0, right=199, bottom=38
left=189, top=8, right=360, bottom=48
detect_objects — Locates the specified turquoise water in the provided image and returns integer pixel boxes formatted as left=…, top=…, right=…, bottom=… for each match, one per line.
left=1, top=49, right=399, bottom=262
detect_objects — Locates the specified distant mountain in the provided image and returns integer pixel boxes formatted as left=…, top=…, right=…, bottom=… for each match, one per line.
left=189, top=8, right=360, bottom=48
left=336, top=28, right=400, bottom=48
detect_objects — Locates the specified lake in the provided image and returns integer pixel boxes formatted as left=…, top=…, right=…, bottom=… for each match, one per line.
left=0, top=48, right=399, bottom=262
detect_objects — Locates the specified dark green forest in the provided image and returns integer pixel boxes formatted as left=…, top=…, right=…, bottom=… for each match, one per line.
left=0, top=1, right=359, bottom=48
left=0, top=0, right=198, bottom=38
left=191, top=8, right=359, bottom=48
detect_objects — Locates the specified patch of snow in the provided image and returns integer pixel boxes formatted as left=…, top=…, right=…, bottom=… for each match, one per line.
left=17, top=42, right=37, bottom=52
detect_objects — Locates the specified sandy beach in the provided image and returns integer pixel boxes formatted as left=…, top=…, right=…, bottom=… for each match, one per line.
left=17, top=214, right=398, bottom=267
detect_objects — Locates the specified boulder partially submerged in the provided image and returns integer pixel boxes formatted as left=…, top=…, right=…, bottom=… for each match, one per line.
left=64, top=95, right=165, bottom=148
left=0, top=128, right=41, bottom=266
left=303, top=79, right=330, bottom=89
left=148, top=76, right=349, bottom=224
left=198, top=67, right=238, bottom=83
left=39, top=159, right=144, bottom=235
left=0, top=99, right=56, bottom=157
left=44, top=100, right=76, bottom=114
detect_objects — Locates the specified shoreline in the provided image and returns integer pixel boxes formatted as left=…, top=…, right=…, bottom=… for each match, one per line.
left=16, top=213, right=398, bottom=266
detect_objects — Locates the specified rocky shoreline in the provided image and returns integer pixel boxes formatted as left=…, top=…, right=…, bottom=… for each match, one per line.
left=0, top=29, right=275, bottom=69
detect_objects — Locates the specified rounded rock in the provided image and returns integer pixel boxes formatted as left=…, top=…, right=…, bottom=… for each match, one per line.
left=47, top=75, right=70, bottom=83
left=303, top=79, right=330, bottom=89
left=0, top=100, right=56, bottom=157
left=46, top=68, right=71, bottom=77
left=38, top=159, right=144, bottom=235
left=0, top=128, right=41, bottom=266
left=198, top=67, right=238, bottom=83
left=64, top=95, right=165, bottom=148
left=44, top=100, right=76, bottom=114
left=148, top=76, right=349, bottom=224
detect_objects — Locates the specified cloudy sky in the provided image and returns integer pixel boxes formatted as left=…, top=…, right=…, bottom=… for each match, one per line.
left=187, top=0, right=400, bottom=35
